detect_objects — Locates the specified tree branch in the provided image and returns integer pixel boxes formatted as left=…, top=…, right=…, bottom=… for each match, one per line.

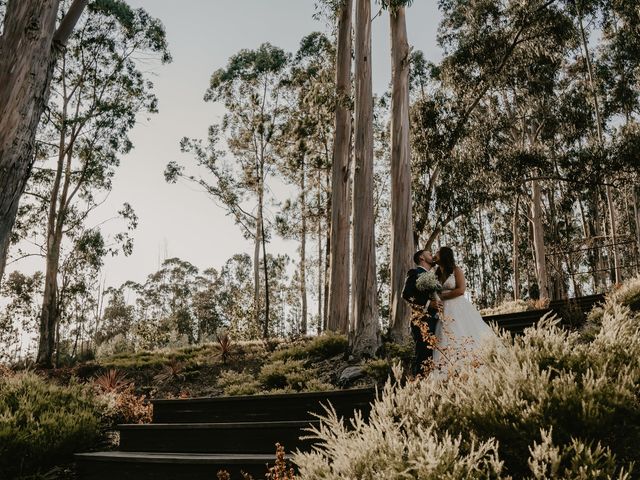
left=53, top=0, right=88, bottom=48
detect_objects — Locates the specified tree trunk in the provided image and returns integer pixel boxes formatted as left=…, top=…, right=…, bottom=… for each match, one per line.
left=351, top=0, right=380, bottom=357
left=634, top=187, right=640, bottom=274
left=512, top=196, right=521, bottom=300
left=531, top=180, right=549, bottom=299
left=36, top=109, right=70, bottom=367
left=388, top=5, right=414, bottom=343
left=0, top=0, right=60, bottom=282
left=323, top=167, right=331, bottom=334
left=38, top=237, right=62, bottom=367
left=253, top=212, right=261, bottom=330
left=577, top=7, right=621, bottom=285
left=318, top=203, right=323, bottom=335
left=300, top=155, right=308, bottom=335
left=605, top=185, right=621, bottom=284
left=0, top=0, right=87, bottom=283
left=327, top=0, right=353, bottom=334
left=261, top=201, right=270, bottom=338
left=478, top=207, right=487, bottom=302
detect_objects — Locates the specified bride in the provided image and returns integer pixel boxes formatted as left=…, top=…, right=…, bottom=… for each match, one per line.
left=432, top=246, right=498, bottom=372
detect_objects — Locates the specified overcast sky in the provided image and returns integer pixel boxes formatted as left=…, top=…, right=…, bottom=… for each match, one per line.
left=12, top=0, right=443, bottom=288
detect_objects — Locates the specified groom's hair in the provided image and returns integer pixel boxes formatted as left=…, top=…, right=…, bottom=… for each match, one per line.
left=413, top=250, right=425, bottom=265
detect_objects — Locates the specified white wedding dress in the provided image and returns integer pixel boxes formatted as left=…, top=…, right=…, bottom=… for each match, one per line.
left=432, top=273, right=498, bottom=373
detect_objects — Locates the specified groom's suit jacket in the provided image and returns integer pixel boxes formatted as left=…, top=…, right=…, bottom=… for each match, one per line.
left=402, top=267, right=438, bottom=348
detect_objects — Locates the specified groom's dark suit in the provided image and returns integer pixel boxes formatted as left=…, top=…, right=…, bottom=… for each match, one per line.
left=402, top=265, right=440, bottom=375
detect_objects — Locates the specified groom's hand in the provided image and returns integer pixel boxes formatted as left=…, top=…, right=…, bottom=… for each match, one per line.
left=425, top=300, right=442, bottom=315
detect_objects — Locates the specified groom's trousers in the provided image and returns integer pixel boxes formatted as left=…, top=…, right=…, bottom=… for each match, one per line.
left=410, top=312, right=439, bottom=376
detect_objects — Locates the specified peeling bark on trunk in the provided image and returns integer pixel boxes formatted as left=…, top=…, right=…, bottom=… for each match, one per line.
left=0, top=1, right=59, bottom=282
left=0, top=0, right=87, bottom=283
left=327, top=0, right=353, bottom=334
left=351, top=0, right=380, bottom=357
left=389, top=5, right=414, bottom=343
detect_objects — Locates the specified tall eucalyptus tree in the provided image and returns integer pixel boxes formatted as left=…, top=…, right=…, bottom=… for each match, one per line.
left=385, top=0, right=414, bottom=342
left=351, top=0, right=380, bottom=356
left=167, top=43, right=289, bottom=338
left=26, top=1, right=169, bottom=367
left=327, top=0, right=353, bottom=334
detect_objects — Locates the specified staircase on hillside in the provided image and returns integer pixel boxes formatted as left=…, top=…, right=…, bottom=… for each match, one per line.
left=482, top=293, right=604, bottom=334
left=76, top=295, right=603, bottom=479
left=75, top=388, right=376, bottom=479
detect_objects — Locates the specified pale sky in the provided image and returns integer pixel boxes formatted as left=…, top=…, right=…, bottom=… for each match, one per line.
left=12, top=0, right=443, bottom=288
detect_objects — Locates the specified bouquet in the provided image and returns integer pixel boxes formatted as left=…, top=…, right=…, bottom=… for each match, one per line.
left=416, top=270, right=442, bottom=301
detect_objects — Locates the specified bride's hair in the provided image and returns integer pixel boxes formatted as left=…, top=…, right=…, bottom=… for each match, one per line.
left=438, top=246, right=456, bottom=282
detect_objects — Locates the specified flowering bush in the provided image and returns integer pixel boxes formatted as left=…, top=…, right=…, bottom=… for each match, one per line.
left=480, top=299, right=530, bottom=316
left=295, top=286, right=640, bottom=478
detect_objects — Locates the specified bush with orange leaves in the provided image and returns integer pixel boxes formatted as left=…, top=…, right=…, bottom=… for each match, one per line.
left=93, top=369, right=152, bottom=425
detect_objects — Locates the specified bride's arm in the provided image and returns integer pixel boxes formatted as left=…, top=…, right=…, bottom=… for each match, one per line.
left=440, top=267, right=466, bottom=300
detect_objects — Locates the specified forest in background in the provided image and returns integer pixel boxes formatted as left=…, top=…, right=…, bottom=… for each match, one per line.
left=1, top=0, right=639, bottom=366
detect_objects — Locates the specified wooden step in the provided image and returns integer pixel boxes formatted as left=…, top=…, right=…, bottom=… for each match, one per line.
left=482, top=294, right=604, bottom=334
left=152, top=387, right=376, bottom=423
left=118, top=420, right=318, bottom=454
left=75, top=452, right=277, bottom=480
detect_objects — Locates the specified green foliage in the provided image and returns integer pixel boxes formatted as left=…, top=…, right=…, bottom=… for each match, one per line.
left=218, top=351, right=336, bottom=396
left=217, top=370, right=261, bottom=396
left=271, top=333, right=348, bottom=362
left=0, top=374, right=103, bottom=478
left=258, top=359, right=310, bottom=391
left=295, top=292, right=640, bottom=478
left=363, top=359, right=392, bottom=384
left=378, top=340, right=414, bottom=364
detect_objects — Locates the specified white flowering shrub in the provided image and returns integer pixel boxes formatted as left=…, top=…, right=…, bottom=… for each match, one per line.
left=295, top=286, right=640, bottom=479
left=480, top=299, right=530, bottom=316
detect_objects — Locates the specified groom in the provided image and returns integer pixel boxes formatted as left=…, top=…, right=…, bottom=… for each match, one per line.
left=402, top=250, right=442, bottom=375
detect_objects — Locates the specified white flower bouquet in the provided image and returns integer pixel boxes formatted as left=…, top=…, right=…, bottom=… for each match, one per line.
left=416, top=270, right=443, bottom=301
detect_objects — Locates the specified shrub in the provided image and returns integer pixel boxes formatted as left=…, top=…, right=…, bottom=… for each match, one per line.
left=217, top=370, right=260, bottom=396
left=480, top=299, right=530, bottom=316
left=93, top=369, right=132, bottom=392
left=377, top=339, right=414, bottom=365
left=363, top=359, right=392, bottom=383
left=95, top=334, right=135, bottom=358
left=0, top=373, right=103, bottom=478
left=271, top=333, right=348, bottom=362
left=153, top=360, right=185, bottom=384
left=100, top=386, right=152, bottom=425
left=216, top=332, right=233, bottom=364
left=295, top=294, right=640, bottom=478
left=258, top=360, right=310, bottom=391
left=609, top=275, right=640, bottom=311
